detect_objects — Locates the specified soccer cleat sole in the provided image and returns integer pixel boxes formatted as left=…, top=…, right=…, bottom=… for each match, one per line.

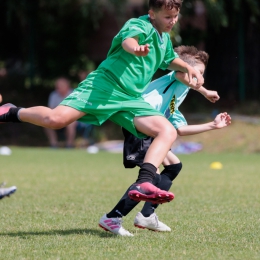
left=134, top=224, right=146, bottom=230
left=134, top=224, right=158, bottom=232
left=0, top=189, right=16, bottom=199
left=128, top=190, right=174, bottom=204
left=98, top=224, right=111, bottom=233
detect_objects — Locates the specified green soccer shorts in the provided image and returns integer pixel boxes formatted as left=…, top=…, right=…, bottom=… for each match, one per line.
left=60, top=72, right=164, bottom=138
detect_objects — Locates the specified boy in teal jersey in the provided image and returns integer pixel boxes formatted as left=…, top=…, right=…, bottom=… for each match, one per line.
left=0, top=1, right=204, bottom=204
left=98, top=46, right=231, bottom=236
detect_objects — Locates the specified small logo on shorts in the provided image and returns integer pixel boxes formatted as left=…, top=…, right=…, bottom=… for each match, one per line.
left=126, top=155, right=136, bottom=161
left=170, top=95, right=176, bottom=114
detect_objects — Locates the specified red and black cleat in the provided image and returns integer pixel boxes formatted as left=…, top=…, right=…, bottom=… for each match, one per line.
left=0, top=103, right=18, bottom=123
left=128, top=182, right=174, bottom=204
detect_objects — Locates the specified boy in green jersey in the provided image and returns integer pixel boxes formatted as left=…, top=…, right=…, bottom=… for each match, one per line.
left=0, top=0, right=204, bottom=203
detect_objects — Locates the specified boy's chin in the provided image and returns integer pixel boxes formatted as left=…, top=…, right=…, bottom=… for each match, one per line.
left=163, top=27, right=173, bottom=33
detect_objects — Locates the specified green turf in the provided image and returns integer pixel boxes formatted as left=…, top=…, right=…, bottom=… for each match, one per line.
left=0, top=147, right=259, bottom=260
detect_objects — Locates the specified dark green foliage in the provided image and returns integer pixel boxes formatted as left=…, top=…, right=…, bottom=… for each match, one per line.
left=182, top=0, right=260, bottom=30
left=0, top=0, right=260, bottom=105
left=0, top=0, right=129, bottom=88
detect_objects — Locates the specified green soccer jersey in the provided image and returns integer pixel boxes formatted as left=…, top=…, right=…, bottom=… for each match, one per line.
left=60, top=15, right=179, bottom=138
left=97, top=15, right=178, bottom=96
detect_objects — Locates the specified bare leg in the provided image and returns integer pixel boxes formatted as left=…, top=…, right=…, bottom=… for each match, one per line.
left=127, top=116, right=176, bottom=203
left=162, top=151, right=181, bottom=166
left=19, top=105, right=85, bottom=129
left=134, top=116, right=177, bottom=168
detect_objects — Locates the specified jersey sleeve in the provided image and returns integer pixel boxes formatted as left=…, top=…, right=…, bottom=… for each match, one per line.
left=119, top=18, right=148, bottom=43
left=168, top=110, right=188, bottom=129
left=159, top=35, right=179, bottom=70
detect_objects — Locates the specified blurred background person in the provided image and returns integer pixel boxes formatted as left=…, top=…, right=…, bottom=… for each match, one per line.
left=45, top=77, right=94, bottom=148
left=44, top=77, right=77, bottom=148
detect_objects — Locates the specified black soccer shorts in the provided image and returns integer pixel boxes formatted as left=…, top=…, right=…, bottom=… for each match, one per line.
left=122, top=127, right=153, bottom=168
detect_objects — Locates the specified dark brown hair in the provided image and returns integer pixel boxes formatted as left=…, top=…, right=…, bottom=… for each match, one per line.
left=149, top=0, right=183, bottom=11
left=174, top=45, right=209, bottom=67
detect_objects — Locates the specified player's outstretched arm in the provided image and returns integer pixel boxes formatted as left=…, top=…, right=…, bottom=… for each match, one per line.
left=122, top=37, right=150, bottom=57
left=213, top=112, right=232, bottom=129
left=196, top=86, right=220, bottom=103
left=177, top=112, right=231, bottom=136
left=175, top=73, right=220, bottom=103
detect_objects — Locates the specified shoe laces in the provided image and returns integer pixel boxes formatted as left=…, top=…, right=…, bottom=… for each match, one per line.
left=151, top=213, right=159, bottom=227
left=111, top=217, right=122, bottom=226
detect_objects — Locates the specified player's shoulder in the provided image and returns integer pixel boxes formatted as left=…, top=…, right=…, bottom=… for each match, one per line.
left=124, top=15, right=153, bottom=30
left=129, top=15, right=150, bottom=24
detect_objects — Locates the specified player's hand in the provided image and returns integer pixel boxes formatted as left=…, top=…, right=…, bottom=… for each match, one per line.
left=213, top=112, right=232, bottom=128
left=133, top=44, right=150, bottom=56
left=204, top=90, right=220, bottom=103
left=186, top=65, right=204, bottom=89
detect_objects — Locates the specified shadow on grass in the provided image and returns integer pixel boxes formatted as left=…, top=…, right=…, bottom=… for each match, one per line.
left=0, top=228, right=119, bottom=238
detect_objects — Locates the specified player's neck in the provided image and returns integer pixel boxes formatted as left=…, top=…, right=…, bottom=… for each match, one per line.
left=149, top=18, right=162, bottom=36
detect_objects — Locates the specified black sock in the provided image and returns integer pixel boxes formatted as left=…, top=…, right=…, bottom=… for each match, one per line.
left=106, top=185, right=139, bottom=218
left=106, top=173, right=162, bottom=218
left=0, top=107, right=22, bottom=122
left=135, top=162, right=157, bottom=184
left=161, top=163, right=182, bottom=182
left=140, top=162, right=182, bottom=217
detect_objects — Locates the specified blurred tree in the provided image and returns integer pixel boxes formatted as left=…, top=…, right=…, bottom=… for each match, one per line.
left=180, top=0, right=260, bottom=104
left=1, top=0, right=259, bottom=100
left=1, top=0, right=260, bottom=146
left=0, top=0, right=129, bottom=88
left=181, top=0, right=260, bottom=30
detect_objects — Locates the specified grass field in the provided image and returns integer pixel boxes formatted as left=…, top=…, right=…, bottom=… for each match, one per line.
left=0, top=147, right=259, bottom=260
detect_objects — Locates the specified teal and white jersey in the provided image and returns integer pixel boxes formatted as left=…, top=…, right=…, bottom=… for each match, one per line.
left=142, top=71, right=189, bottom=129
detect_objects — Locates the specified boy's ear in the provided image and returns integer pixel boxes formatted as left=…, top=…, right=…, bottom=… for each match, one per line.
left=148, top=9, right=156, bottom=20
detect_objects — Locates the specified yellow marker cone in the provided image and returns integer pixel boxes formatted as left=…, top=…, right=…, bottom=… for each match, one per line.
left=210, top=161, right=223, bottom=170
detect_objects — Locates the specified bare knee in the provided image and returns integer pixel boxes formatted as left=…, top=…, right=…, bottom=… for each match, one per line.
left=156, top=124, right=176, bottom=142
left=44, top=115, right=68, bottom=129
left=134, top=116, right=177, bottom=142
